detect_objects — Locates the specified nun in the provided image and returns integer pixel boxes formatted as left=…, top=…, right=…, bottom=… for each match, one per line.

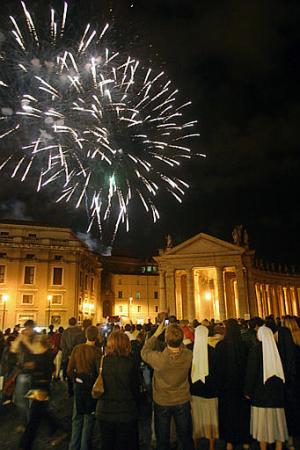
left=190, top=325, right=219, bottom=450
left=245, top=325, right=288, bottom=450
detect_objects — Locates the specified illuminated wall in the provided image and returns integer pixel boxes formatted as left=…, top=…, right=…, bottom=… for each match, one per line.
left=0, top=222, right=101, bottom=329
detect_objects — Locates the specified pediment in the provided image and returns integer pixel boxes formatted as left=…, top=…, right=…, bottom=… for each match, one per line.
left=160, top=232, right=244, bottom=257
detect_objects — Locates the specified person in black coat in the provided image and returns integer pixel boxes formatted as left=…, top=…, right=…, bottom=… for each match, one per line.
left=245, top=325, right=288, bottom=450
left=190, top=325, right=219, bottom=450
left=215, top=318, right=250, bottom=449
left=96, top=331, right=139, bottom=450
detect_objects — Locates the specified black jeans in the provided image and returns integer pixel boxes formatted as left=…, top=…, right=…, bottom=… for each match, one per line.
left=99, top=419, right=139, bottom=450
left=153, top=401, right=195, bottom=450
left=20, top=400, right=61, bottom=450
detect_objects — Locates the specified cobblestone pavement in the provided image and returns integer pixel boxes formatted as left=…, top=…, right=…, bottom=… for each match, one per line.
left=0, top=382, right=299, bottom=450
left=0, top=381, right=72, bottom=450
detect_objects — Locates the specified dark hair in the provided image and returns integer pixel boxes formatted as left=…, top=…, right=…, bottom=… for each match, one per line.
left=69, top=317, right=77, bottom=326
left=165, top=324, right=183, bottom=348
left=58, top=326, right=64, bottom=333
left=24, top=320, right=35, bottom=329
left=82, top=318, right=92, bottom=330
left=86, top=325, right=98, bottom=342
left=106, top=331, right=131, bottom=356
left=124, top=324, right=132, bottom=332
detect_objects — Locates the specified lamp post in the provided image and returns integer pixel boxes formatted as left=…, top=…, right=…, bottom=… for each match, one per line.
left=2, top=294, right=9, bottom=330
left=47, top=295, right=53, bottom=326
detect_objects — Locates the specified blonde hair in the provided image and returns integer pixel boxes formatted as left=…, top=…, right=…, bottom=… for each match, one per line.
left=283, top=317, right=300, bottom=346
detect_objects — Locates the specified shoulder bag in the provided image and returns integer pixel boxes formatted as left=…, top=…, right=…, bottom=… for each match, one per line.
left=91, top=355, right=104, bottom=399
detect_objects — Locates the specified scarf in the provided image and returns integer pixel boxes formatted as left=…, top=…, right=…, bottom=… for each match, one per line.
left=257, top=325, right=285, bottom=384
left=191, top=325, right=209, bottom=384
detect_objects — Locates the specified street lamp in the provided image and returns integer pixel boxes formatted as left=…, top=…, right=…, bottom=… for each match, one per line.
left=2, top=294, right=9, bottom=330
left=47, top=294, right=53, bottom=326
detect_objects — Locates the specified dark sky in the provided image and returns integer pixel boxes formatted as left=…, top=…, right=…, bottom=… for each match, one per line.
left=0, top=0, right=299, bottom=265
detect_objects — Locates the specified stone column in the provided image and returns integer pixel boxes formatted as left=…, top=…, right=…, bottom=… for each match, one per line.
left=266, top=284, right=272, bottom=315
left=283, top=287, right=289, bottom=315
left=186, top=269, right=195, bottom=321
left=244, top=267, right=257, bottom=317
left=271, top=285, right=279, bottom=317
left=261, top=284, right=268, bottom=316
left=235, top=265, right=249, bottom=318
left=278, top=286, right=286, bottom=316
left=158, top=270, right=167, bottom=312
left=216, top=267, right=226, bottom=320
left=165, top=269, right=176, bottom=316
left=255, top=283, right=263, bottom=317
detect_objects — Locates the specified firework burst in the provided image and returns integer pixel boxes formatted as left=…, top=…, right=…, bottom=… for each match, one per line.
left=0, top=1, right=201, bottom=248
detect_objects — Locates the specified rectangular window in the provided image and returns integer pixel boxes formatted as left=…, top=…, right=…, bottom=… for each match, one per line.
left=17, top=313, right=36, bottom=327
left=0, top=253, right=7, bottom=258
left=28, top=233, right=36, bottom=239
left=154, top=305, right=159, bottom=312
left=22, top=294, right=33, bottom=305
left=52, top=294, right=62, bottom=305
left=0, top=265, right=5, bottom=283
left=26, top=254, right=35, bottom=259
left=54, top=255, right=62, bottom=261
left=24, top=266, right=35, bottom=284
left=79, top=271, right=83, bottom=287
left=52, top=267, right=63, bottom=285
left=85, top=275, right=88, bottom=290
left=91, top=278, right=94, bottom=292
left=118, top=291, right=123, bottom=299
left=136, top=291, right=141, bottom=300
left=0, top=231, right=9, bottom=236
left=154, top=291, right=159, bottom=299
left=137, top=305, right=141, bottom=312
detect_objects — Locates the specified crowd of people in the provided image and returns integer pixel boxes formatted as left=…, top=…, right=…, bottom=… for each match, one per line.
left=0, top=313, right=299, bottom=450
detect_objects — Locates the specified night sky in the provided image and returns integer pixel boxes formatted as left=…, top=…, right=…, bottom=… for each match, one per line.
left=0, top=0, right=299, bottom=265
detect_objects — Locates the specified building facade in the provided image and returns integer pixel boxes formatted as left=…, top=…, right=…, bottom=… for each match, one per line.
left=0, top=221, right=102, bottom=329
left=155, top=232, right=300, bottom=321
left=100, top=256, right=159, bottom=323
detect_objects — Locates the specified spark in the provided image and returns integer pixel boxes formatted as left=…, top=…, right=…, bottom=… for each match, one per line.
left=0, top=1, right=201, bottom=248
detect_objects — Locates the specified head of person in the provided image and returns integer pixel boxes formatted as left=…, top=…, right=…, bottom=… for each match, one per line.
left=58, top=326, right=64, bottom=333
left=225, top=318, right=240, bottom=339
left=192, top=319, right=200, bottom=329
left=34, top=333, right=50, bottom=349
left=4, top=328, right=11, bottom=336
left=48, top=324, right=54, bottom=332
left=250, top=316, right=264, bottom=330
left=23, top=319, right=35, bottom=336
left=124, top=324, right=132, bottom=333
left=86, top=325, right=99, bottom=342
left=106, top=331, right=131, bottom=357
left=168, top=315, right=177, bottom=324
left=283, top=317, right=300, bottom=346
left=165, top=324, right=184, bottom=348
left=82, top=318, right=92, bottom=330
left=265, top=316, right=277, bottom=333
left=68, top=317, right=77, bottom=327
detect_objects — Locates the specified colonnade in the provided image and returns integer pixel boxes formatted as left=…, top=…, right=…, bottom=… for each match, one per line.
left=255, top=283, right=300, bottom=317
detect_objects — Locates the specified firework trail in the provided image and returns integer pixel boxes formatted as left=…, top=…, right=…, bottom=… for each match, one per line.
left=0, top=2, right=201, bottom=249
